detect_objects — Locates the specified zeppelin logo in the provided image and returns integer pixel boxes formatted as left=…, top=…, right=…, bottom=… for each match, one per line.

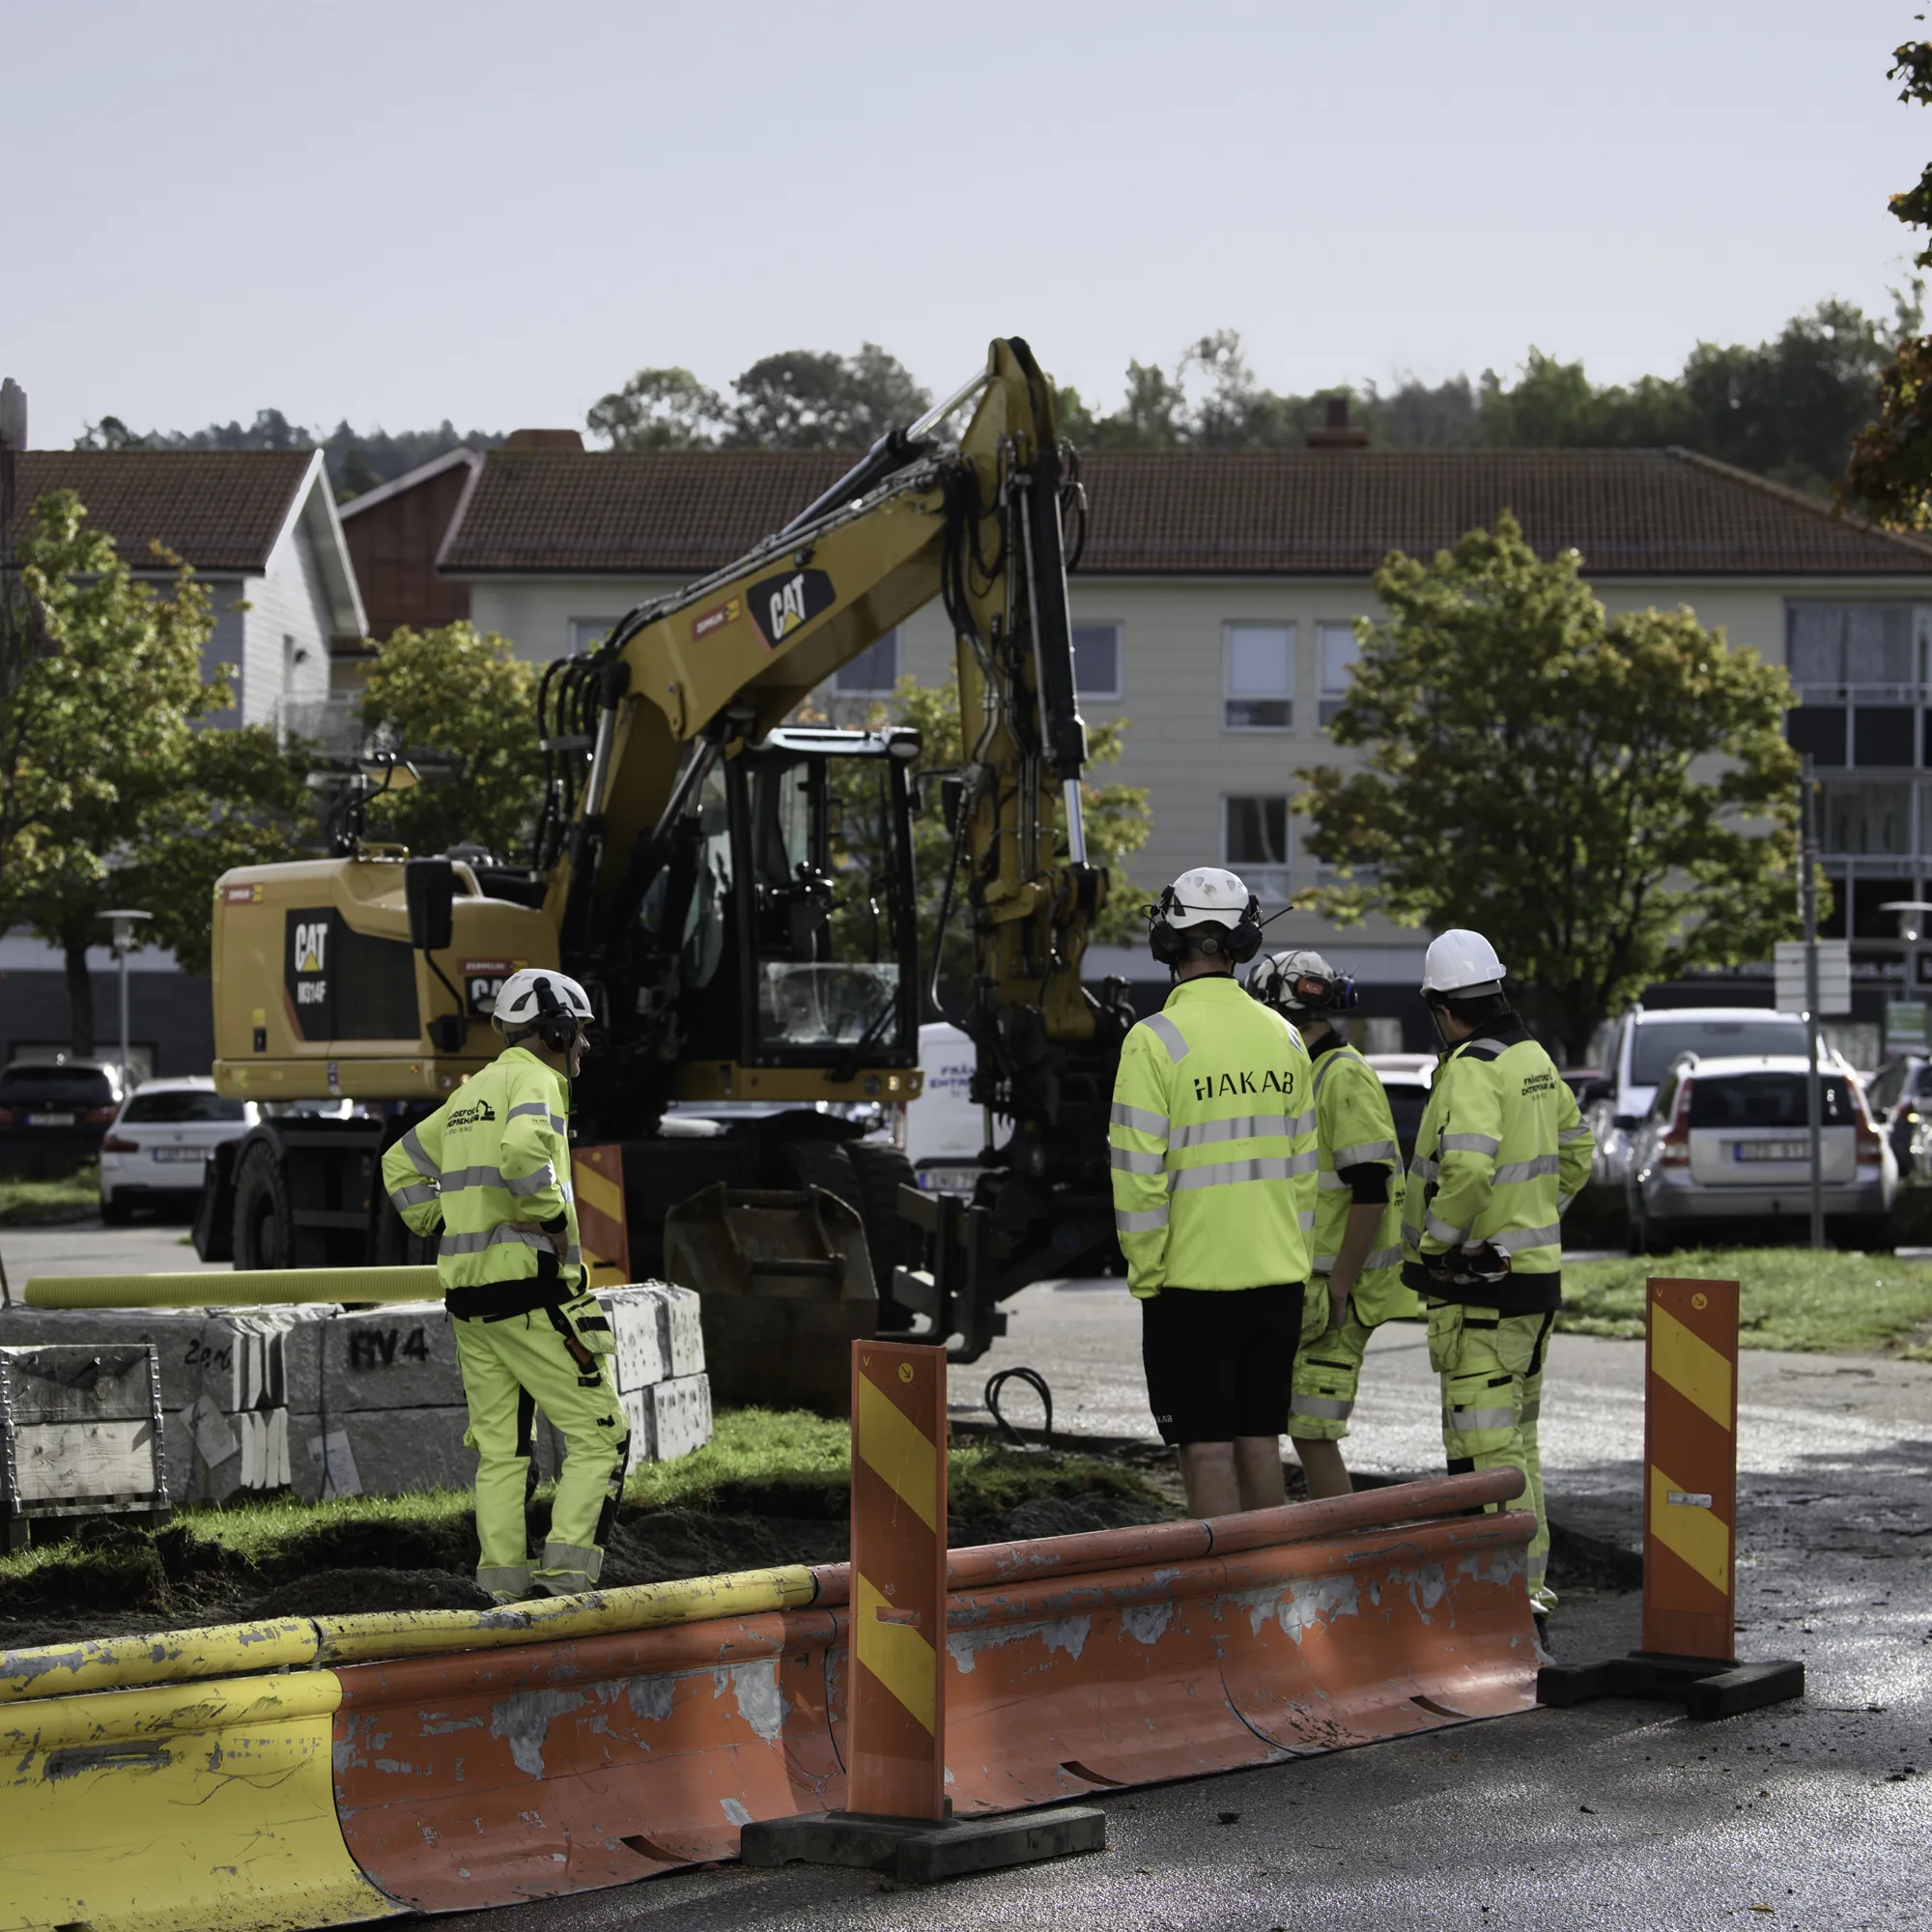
left=691, top=596, right=742, bottom=641
left=749, top=567, right=835, bottom=648
left=223, top=883, right=262, bottom=904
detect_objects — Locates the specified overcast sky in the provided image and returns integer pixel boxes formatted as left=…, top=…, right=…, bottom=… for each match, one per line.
left=6, top=1, right=1928, bottom=447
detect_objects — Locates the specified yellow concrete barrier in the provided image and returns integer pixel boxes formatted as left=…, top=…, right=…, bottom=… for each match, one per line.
left=0, top=1669, right=401, bottom=1932
left=0, top=1616, right=318, bottom=1704
left=22, top=1266, right=440, bottom=1308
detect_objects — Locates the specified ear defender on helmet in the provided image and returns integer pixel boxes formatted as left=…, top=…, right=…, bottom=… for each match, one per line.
left=531, top=976, right=581, bottom=1052
left=1144, top=883, right=1264, bottom=967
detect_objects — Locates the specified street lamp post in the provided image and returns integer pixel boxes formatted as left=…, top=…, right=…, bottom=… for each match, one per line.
left=99, top=909, right=153, bottom=1097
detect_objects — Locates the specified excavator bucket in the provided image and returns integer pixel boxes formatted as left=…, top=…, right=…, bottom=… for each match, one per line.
left=663, top=1184, right=876, bottom=1415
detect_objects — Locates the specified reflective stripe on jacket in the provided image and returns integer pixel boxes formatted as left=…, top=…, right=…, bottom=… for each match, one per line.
left=1309, top=1037, right=1418, bottom=1326
left=380, top=1045, right=583, bottom=1296
left=1109, top=975, right=1318, bottom=1296
left=1401, top=1022, right=1592, bottom=1304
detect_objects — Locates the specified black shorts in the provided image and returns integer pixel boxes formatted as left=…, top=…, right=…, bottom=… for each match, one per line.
left=1140, top=1282, right=1305, bottom=1446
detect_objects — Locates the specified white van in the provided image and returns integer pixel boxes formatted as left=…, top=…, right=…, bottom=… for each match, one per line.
left=905, top=1021, right=1009, bottom=1196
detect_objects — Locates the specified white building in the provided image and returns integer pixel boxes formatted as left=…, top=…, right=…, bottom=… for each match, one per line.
left=430, top=440, right=1932, bottom=1030
left=13, top=447, right=364, bottom=734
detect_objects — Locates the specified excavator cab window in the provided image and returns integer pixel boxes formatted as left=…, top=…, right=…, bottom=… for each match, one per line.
left=724, top=734, right=918, bottom=1068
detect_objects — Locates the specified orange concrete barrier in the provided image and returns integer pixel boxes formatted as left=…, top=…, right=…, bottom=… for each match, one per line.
left=327, top=1479, right=1538, bottom=1914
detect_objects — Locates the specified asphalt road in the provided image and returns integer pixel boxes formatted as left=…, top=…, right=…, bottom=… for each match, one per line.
left=9, top=1227, right=1930, bottom=1926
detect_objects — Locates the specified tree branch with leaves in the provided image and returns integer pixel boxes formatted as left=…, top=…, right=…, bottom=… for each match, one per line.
left=1296, top=514, right=1802, bottom=1060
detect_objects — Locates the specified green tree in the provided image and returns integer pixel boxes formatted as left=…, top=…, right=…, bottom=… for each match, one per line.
left=586, top=367, right=725, bottom=450
left=355, top=622, right=544, bottom=857
left=1297, top=514, right=1801, bottom=1060
left=0, top=492, right=307, bottom=1048
left=1843, top=36, right=1932, bottom=526
left=724, top=345, right=929, bottom=450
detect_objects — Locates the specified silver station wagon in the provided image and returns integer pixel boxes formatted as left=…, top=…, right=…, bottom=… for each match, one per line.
left=1626, top=1051, right=1897, bottom=1253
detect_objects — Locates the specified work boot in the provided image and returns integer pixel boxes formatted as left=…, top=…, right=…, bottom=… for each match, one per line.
left=1533, top=1609, right=1555, bottom=1667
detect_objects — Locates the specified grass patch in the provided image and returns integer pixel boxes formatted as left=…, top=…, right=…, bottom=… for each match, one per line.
left=0, top=1407, right=1171, bottom=1596
left=0, top=1163, right=99, bottom=1225
left=623, top=1406, right=1166, bottom=1523
left=1560, top=1247, right=1932, bottom=1353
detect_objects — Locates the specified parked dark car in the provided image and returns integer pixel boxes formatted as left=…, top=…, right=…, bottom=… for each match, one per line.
left=1861, top=1054, right=1932, bottom=1180
left=0, top=1060, right=126, bottom=1176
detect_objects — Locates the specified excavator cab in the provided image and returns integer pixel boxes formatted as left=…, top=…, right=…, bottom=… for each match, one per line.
left=644, top=725, right=922, bottom=1097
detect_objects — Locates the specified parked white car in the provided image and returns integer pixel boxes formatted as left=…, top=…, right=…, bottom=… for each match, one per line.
left=1625, top=1050, right=1897, bottom=1253
left=1581, top=1006, right=1812, bottom=1186
left=99, top=1078, right=251, bottom=1223
left=99, top=1081, right=357, bottom=1223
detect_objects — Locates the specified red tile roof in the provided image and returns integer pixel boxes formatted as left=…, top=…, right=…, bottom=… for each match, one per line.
left=7, top=450, right=318, bottom=572
left=438, top=449, right=854, bottom=576
left=434, top=445, right=1932, bottom=581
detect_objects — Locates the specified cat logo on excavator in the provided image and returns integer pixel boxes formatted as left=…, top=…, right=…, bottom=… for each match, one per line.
left=749, top=566, right=835, bottom=648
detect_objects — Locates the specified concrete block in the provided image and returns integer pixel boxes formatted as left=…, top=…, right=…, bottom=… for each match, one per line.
left=599, top=1286, right=668, bottom=1393
left=292, top=1407, right=476, bottom=1501
left=323, top=1301, right=465, bottom=1410
left=660, top=1284, right=705, bottom=1377
left=0, top=1307, right=207, bottom=1416
left=194, top=1307, right=329, bottom=1415
left=651, top=1372, right=712, bottom=1463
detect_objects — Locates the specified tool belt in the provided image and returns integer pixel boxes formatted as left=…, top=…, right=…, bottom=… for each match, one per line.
left=445, top=1250, right=568, bottom=1321
left=1423, top=1241, right=1513, bottom=1291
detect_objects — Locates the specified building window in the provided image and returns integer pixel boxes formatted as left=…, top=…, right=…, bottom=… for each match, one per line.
left=1856, top=707, right=1918, bottom=768
left=569, top=617, right=622, bottom=654
left=1824, top=781, right=1913, bottom=856
left=1071, top=622, right=1122, bottom=698
left=1225, top=795, right=1291, bottom=900
left=1317, top=622, right=1358, bottom=725
left=835, top=629, right=899, bottom=694
left=1225, top=623, right=1293, bottom=729
left=1786, top=604, right=1925, bottom=693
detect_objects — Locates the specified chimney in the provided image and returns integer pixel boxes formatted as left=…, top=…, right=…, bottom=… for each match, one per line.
left=504, top=428, right=584, bottom=451
left=1305, top=395, right=1369, bottom=451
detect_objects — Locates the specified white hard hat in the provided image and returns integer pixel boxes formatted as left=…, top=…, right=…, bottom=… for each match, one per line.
left=493, top=968, right=595, bottom=1035
left=1421, top=929, right=1506, bottom=996
left=1248, top=947, right=1352, bottom=1016
left=1161, top=867, right=1255, bottom=930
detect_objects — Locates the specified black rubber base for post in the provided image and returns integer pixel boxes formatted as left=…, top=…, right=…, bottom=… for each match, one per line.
left=740, top=1806, right=1107, bottom=1884
left=1538, top=1650, right=1804, bottom=1720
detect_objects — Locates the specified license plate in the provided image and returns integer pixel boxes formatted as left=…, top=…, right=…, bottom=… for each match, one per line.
left=1734, top=1141, right=1809, bottom=1162
left=153, top=1147, right=205, bottom=1163
left=919, top=1167, right=982, bottom=1196
left=25, top=1113, right=76, bottom=1127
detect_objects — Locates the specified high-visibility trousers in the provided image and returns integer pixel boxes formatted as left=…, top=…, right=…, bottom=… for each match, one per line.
left=1288, top=1293, right=1379, bottom=1442
left=1427, top=1299, right=1557, bottom=1616
left=452, top=1296, right=630, bottom=1601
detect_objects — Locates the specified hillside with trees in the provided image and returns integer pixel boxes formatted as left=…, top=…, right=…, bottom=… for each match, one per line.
left=74, top=289, right=1911, bottom=503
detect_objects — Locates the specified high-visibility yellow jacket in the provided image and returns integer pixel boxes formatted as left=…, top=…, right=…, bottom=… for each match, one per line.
left=1401, top=1020, right=1593, bottom=1312
left=1109, top=975, right=1318, bottom=1296
left=1308, top=1035, right=1417, bottom=1326
left=380, top=1046, right=583, bottom=1311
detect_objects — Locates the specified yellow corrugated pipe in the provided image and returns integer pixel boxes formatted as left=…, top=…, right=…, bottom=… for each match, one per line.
left=21, top=1265, right=441, bottom=1307
left=0, top=1566, right=822, bottom=1704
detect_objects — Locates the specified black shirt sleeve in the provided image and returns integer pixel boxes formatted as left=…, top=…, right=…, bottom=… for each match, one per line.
left=1337, top=1160, right=1391, bottom=1206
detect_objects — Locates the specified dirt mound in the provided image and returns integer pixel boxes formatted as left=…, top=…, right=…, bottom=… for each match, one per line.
left=250, top=1567, right=493, bottom=1620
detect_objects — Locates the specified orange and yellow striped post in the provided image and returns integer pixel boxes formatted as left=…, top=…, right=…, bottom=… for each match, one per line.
left=572, top=1145, right=630, bottom=1290
left=1642, top=1276, right=1739, bottom=1662
left=847, top=1340, right=948, bottom=1820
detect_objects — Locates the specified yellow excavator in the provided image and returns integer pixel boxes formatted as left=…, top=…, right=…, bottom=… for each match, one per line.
left=195, top=337, right=1134, bottom=1391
